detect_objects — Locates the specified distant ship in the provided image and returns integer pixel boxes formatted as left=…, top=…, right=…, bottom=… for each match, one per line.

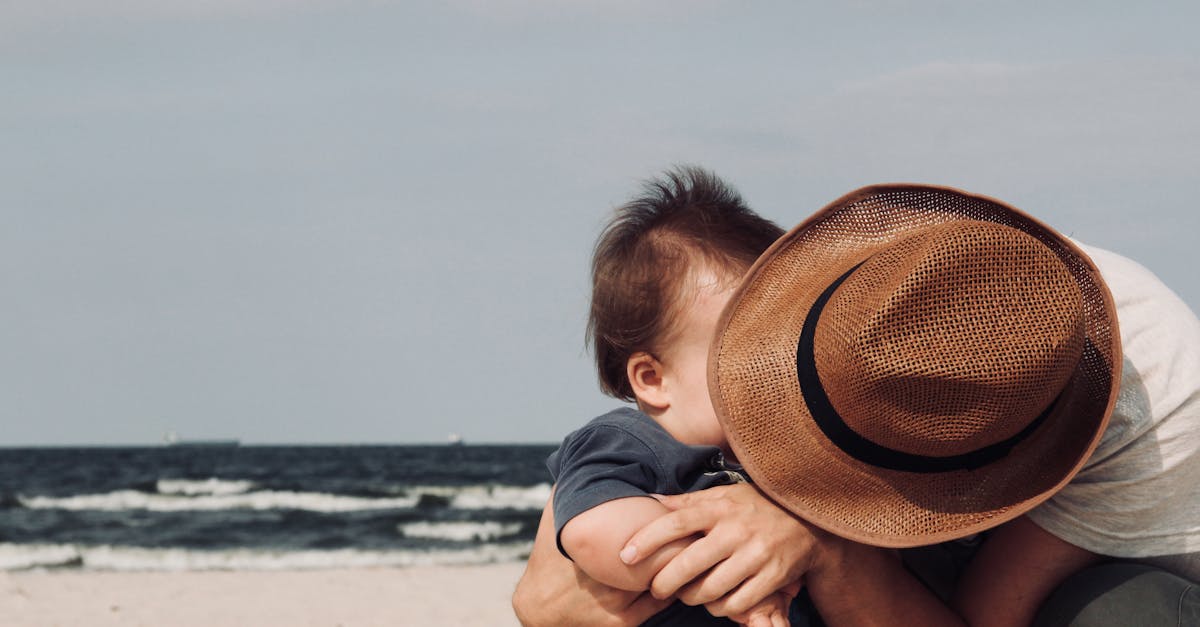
left=163, top=431, right=240, bottom=448
left=446, top=433, right=465, bottom=446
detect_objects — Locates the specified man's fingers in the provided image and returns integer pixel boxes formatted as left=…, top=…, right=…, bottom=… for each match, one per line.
left=620, top=507, right=713, bottom=566
left=647, top=535, right=722, bottom=599
left=626, top=484, right=759, bottom=564
left=726, top=595, right=787, bottom=627
left=704, top=573, right=781, bottom=619
left=674, top=540, right=760, bottom=606
left=676, top=524, right=789, bottom=607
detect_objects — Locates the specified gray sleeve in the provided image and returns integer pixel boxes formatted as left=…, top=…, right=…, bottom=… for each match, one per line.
left=1027, top=249, right=1200, bottom=561
left=547, top=424, right=662, bottom=559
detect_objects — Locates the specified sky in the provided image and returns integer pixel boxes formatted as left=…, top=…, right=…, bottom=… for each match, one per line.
left=2, top=1, right=1198, bottom=445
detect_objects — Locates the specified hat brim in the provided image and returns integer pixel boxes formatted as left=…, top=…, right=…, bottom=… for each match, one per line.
left=709, top=184, right=1121, bottom=547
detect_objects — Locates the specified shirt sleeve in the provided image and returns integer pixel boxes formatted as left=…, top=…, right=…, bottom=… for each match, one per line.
left=546, top=423, right=663, bottom=559
left=1027, top=244, right=1200, bottom=562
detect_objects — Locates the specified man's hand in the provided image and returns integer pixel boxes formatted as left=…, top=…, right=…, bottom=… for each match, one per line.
left=512, top=489, right=671, bottom=626
left=728, top=580, right=802, bottom=627
left=619, top=483, right=823, bottom=618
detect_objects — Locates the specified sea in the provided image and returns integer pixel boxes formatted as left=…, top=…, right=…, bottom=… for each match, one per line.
left=0, top=444, right=555, bottom=572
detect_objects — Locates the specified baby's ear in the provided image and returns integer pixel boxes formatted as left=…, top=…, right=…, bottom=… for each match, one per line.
left=627, top=352, right=669, bottom=412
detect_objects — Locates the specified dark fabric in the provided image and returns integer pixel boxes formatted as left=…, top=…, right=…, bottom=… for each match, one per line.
left=547, top=408, right=746, bottom=558
left=1033, top=562, right=1200, bottom=626
left=900, top=534, right=988, bottom=602
left=787, top=588, right=825, bottom=627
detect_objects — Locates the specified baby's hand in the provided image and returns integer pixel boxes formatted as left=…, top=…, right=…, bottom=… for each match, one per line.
left=726, top=580, right=802, bottom=627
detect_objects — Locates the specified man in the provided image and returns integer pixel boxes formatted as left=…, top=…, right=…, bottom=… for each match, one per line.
left=514, top=184, right=1200, bottom=626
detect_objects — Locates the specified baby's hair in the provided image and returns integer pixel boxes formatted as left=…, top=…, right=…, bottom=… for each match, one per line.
left=589, top=165, right=784, bottom=400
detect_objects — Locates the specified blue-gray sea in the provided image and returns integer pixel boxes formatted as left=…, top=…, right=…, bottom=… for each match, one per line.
left=0, top=445, right=553, bottom=571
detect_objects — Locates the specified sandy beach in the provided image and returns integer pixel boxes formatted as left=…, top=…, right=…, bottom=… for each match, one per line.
left=0, top=563, right=525, bottom=626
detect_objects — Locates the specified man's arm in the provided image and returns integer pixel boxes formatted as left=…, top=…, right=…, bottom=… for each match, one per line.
left=512, top=488, right=671, bottom=627
left=952, top=516, right=1101, bottom=626
left=809, top=516, right=1100, bottom=627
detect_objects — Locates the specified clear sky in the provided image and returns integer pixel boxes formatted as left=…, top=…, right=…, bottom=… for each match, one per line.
left=3, top=1, right=1198, bottom=445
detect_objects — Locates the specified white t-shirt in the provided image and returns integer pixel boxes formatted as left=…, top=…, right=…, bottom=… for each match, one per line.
left=1027, top=244, right=1200, bottom=581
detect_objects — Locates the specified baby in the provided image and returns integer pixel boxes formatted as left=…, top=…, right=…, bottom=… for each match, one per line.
left=548, top=167, right=798, bottom=627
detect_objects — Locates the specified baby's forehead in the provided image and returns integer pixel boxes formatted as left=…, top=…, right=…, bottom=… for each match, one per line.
left=689, top=266, right=728, bottom=293
left=657, top=263, right=741, bottom=344
left=679, top=260, right=742, bottom=300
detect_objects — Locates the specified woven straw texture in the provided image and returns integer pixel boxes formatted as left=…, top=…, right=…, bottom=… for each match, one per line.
left=710, top=185, right=1120, bottom=547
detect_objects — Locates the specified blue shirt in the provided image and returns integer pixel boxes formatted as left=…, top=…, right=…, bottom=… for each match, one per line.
left=547, top=407, right=747, bottom=559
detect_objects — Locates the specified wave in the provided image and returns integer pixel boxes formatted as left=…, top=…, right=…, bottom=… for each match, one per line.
left=17, top=482, right=552, bottom=514
left=0, top=542, right=532, bottom=572
left=18, top=490, right=419, bottom=513
left=444, top=482, right=549, bottom=506
left=156, top=478, right=255, bottom=496
left=397, top=521, right=523, bottom=542
left=0, top=544, right=82, bottom=570
left=410, top=483, right=552, bottom=511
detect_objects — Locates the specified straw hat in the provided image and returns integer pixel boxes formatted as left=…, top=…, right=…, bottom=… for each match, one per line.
left=709, top=184, right=1121, bottom=547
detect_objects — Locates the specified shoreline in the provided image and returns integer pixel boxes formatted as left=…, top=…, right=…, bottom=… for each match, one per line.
left=0, top=562, right=525, bottom=626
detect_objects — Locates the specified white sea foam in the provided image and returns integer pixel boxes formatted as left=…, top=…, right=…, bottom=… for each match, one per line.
left=0, top=543, right=81, bottom=570
left=17, top=483, right=553, bottom=514
left=0, top=542, right=532, bottom=572
left=17, top=490, right=419, bottom=513
left=156, top=478, right=255, bottom=496
left=441, top=483, right=552, bottom=510
left=398, top=521, right=523, bottom=542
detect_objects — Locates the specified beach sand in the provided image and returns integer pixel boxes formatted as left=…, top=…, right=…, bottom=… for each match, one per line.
left=0, top=562, right=525, bottom=626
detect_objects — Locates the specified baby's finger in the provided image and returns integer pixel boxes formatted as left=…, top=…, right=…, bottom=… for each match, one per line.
left=746, top=614, right=771, bottom=627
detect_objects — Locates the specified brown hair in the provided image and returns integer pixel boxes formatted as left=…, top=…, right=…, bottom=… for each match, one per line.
left=588, top=166, right=784, bottom=400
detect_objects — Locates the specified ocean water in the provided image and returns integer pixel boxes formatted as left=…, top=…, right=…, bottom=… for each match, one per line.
left=0, top=444, right=554, bottom=572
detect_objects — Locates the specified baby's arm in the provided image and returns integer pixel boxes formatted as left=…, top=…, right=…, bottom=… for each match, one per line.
left=559, top=495, right=697, bottom=592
